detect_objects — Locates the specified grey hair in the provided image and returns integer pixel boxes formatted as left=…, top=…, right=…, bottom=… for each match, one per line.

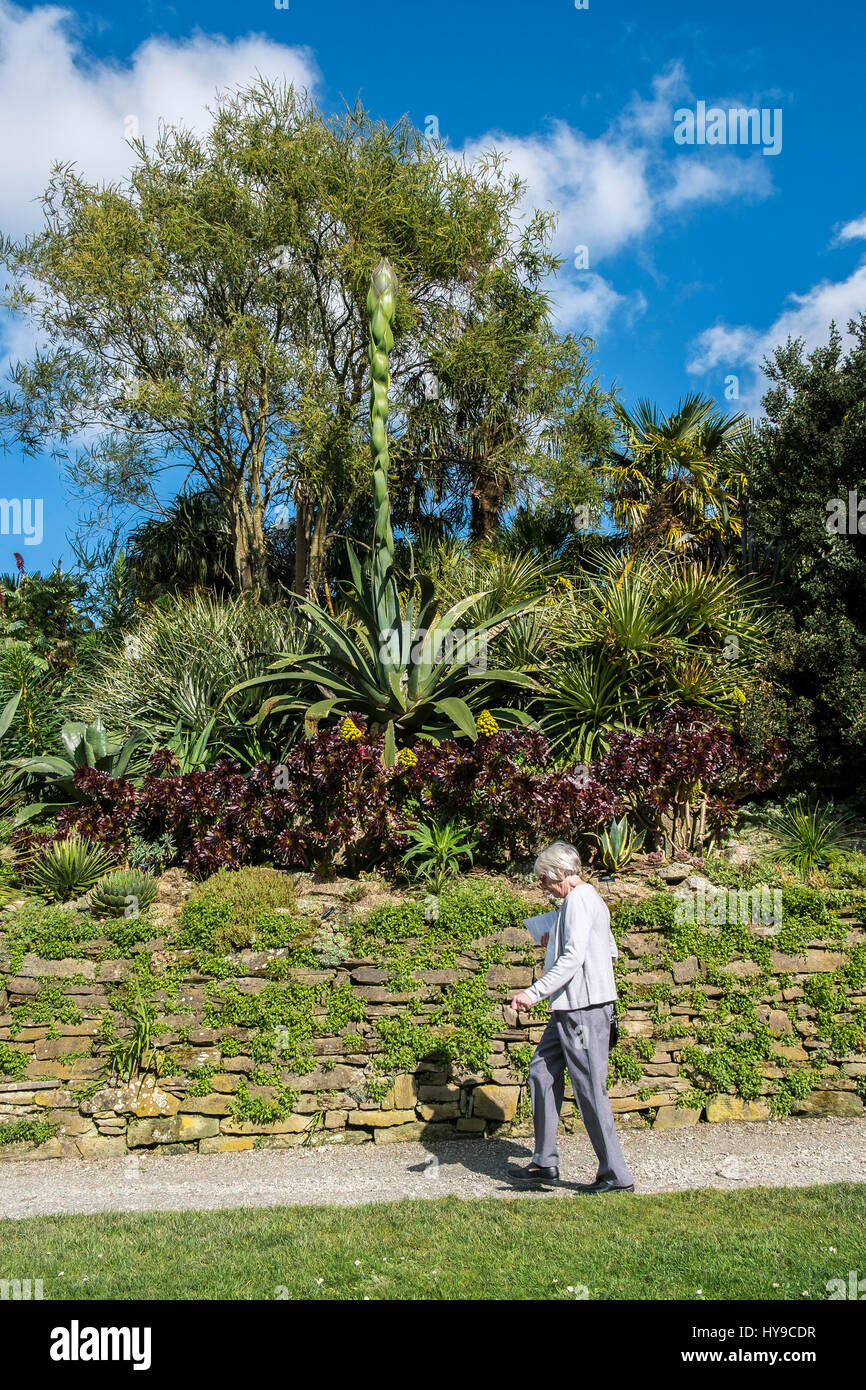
left=534, top=841, right=582, bottom=881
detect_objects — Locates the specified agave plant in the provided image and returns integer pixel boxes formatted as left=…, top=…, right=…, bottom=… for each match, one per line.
left=27, top=834, right=115, bottom=901
left=90, top=869, right=158, bottom=919
left=595, top=815, right=646, bottom=874
left=764, top=795, right=858, bottom=880
left=236, top=259, right=537, bottom=762
left=8, top=717, right=145, bottom=823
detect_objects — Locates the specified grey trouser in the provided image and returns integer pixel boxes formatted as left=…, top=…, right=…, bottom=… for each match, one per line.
left=529, top=1002, right=634, bottom=1185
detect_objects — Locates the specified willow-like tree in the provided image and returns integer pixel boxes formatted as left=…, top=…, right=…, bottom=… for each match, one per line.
left=0, top=80, right=607, bottom=596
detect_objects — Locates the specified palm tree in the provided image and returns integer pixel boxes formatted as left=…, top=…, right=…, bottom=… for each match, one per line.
left=602, top=394, right=748, bottom=556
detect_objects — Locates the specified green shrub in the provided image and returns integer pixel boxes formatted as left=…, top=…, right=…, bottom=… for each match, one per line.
left=177, top=866, right=301, bottom=953
left=355, top=880, right=532, bottom=952
left=0, top=898, right=150, bottom=968
left=0, top=1117, right=58, bottom=1147
left=0, top=1041, right=26, bottom=1079
left=613, top=894, right=677, bottom=933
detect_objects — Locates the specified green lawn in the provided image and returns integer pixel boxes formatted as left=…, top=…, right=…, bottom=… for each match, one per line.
left=2, top=1184, right=865, bottom=1300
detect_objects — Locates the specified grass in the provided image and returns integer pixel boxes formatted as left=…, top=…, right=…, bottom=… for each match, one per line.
left=2, top=1185, right=864, bottom=1300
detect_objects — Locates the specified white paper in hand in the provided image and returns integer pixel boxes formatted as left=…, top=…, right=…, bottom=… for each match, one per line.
left=524, top=908, right=558, bottom=944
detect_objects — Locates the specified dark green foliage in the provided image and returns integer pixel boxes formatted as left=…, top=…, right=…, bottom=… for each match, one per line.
left=743, top=319, right=866, bottom=790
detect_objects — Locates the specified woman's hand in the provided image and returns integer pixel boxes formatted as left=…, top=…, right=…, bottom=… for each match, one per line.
left=540, top=933, right=549, bottom=946
left=511, top=991, right=535, bottom=1012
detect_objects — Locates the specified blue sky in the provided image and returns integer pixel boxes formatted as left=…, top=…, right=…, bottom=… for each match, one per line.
left=2, top=0, right=865, bottom=572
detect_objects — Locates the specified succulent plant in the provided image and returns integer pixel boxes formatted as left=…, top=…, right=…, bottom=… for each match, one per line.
left=28, top=834, right=115, bottom=901
left=90, top=868, right=158, bottom=919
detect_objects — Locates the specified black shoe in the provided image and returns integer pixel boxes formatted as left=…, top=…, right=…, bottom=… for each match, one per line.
left=509, top=1162, right=559, bottom=1184
left=573, top=1179, right=635, bottom=1194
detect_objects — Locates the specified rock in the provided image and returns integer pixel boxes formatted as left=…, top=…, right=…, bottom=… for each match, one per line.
left=220, top=1114, right=311, bottom=1135
left=705, top=1096, right=771, bottom=1123
left=154, top=867, right=188, bottom=914
left=18, top=955, right=96, bottom=980
left=80, top=1078, right=180, bottom=1119
left=178, top=1095, right=232, bottom=1116
left=418, top=1084, right=460, bottom=1102
left=347, top=1109, right=417, bottom=1128
left=770, top=950, right=847, bottom=973
left=471, top=1084, right=520, bottom=1122
left=717, top=960, right=764, bottom=978
left=75, top=1134, right=127, bottom=1159
left=653, top=1105, right=701, bottom=1129
left=793, top=1091, right=864, bottom=1118
left=456, top=1117, right=487, bottom=1132
left=33, top=1038, right=92, bottom=1060
left=724, top=842, right=757, bottom=868
left=47, top=1110, right=93, bottom=1136
left=416, top=1102, right=460, bottom=1121
left=282, top=1065, right=364, bottom=1092
left=657, top=864, right=690, bottom=884
left=199, top=1136, right=255, bottom=1153
left=127, top=1114, right=220, bottom=1146
left=383, top=1073, right=417, bottom=1111
left=673, top=956, right=699, bottom=984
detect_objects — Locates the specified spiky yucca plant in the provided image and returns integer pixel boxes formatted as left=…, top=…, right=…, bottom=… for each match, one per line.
left=28, top=835, right=115, bottom=901
left=90, top=869, right=158, bottom=919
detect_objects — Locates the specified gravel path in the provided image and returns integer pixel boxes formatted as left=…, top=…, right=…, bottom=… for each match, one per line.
left=1, top=1117, right=864, bottom=1219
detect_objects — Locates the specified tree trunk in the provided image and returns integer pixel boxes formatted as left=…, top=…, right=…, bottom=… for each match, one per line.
left=233, top=493, right=270, bottom=597
left=294, top=485, right=311, bottom=597
left=470, top=466, right=504, bottom=542
left=309, top=503, right=330, bottom=602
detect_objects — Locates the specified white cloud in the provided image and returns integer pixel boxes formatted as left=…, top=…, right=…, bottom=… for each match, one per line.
left=832, top=214, right=866, bottom=245
left=552, top=275, right=647, bottom=340
left=0, top=1, right=320, bottom=240
left=460, top=63, right=776, bottom=339
left=686, top=258, right=866, bottom=411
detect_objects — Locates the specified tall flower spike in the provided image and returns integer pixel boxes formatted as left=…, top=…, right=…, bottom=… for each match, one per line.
left=367, top=257, right=397, bottom=578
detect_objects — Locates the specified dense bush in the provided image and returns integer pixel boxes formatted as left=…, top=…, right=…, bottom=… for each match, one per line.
left=599, top=708, right=786, bottom=853
left=176, top=865, right=300, bottom=953
left=43, top=723, right=621, bottom=876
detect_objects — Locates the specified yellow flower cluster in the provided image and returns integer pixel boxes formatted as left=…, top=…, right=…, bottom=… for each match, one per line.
left=397, top=747, right=418, bottom=768
left=475, top=709, right=499, bottom=737
left=340, top=717, right=363, bottom=742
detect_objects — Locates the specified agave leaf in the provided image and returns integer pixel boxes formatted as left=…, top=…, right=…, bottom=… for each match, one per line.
left=0, top=692, right=21, bottom=740
left=14, top=800, right=73, bottom=825
left=432, top=697, right=478, bottom=741
left=383, top=720, right=396, bottom=768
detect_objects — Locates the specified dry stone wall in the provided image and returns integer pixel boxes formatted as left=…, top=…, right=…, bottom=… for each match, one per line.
left=1, top=888, right=864, bottom=1160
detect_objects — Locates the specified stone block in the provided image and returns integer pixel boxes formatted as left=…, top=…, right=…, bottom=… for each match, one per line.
left=705, top=1095, right=771, bottom=1122
left=652, top=1105, right=702, bottom=1129
left=127, top=1114, right=220, bottom=1146
left=471, top=1084, right=520, bottom=1121
left=347, top=1109, right=416, bottom=1128
left=793, top=1091, right=864, bottom=1118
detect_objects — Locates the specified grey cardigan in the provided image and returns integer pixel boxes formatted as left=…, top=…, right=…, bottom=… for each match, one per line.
left=523, top=882, right=618, bottom=1011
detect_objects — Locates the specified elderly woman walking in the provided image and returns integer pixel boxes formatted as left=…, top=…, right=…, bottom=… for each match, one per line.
left=509, top=840, right=635, bottom=1193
